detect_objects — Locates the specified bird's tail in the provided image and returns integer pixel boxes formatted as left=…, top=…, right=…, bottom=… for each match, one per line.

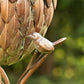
left=53, top=37, right=67, bottom=46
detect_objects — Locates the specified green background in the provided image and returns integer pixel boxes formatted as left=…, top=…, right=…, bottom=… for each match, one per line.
left=2, top=0, right=84, bottom=84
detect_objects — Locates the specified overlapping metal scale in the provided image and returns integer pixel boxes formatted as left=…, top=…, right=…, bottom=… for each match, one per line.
left=0, top=0, right=57, bottom=65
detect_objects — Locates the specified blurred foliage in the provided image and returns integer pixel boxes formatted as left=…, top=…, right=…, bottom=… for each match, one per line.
left=2, top=0, right=84, bottom=84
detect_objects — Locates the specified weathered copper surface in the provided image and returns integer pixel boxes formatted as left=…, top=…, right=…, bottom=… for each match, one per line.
left=0, top=0, right=57, bottom=65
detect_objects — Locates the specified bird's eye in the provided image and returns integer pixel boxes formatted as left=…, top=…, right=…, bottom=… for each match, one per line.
left=32, top=33, right=40, bottom=39
left=33, top=35, right=35, bottom=37
left=33, top=34, right=37, bottom=38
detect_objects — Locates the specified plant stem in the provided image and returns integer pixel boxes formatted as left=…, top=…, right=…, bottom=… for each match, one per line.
left=20, top=53, right=49, bottom=84
left=0, top=73, right=1, bottom=84
left=0, top=66, right=10, bottom=84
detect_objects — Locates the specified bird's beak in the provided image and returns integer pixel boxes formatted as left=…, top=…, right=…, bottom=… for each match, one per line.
left=28, top=34, right=33, bottom=38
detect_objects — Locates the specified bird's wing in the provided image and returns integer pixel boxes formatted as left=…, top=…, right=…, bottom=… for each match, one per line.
left=38, top=38, right=54, bottom=51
